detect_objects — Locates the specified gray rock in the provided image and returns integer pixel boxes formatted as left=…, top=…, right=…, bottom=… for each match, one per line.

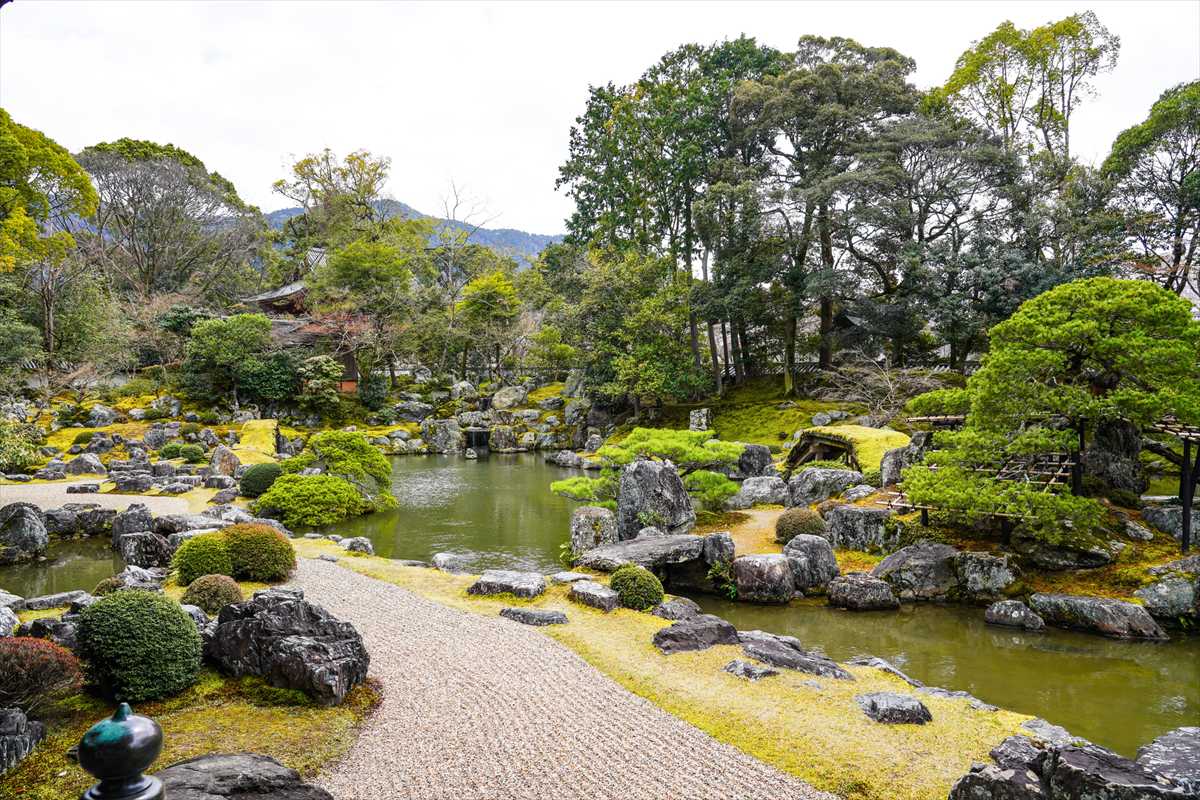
left=16, top=616, right=78, bottom=651
left=119, top=532, right=172, bottom=568
left=855, top=692, right=932, bottom=724
left=0, top=590, right=21, bottom=611
left=180, top=604, right=209, bottom=627
left=569, top=506, right=619, bottom=553
left=450, top=380, right=477, bottom=401
left=811, top=411, right=832, bottom=426
left=113, top=473, right=155, bottom=492
left=916, top=685, right=997, bottom=712
left=1029, top=593, right=1169, bottom=640
left=740, top=631, right=853, bottom=679
left=0, top=707, right=45, bottom=776
left=491, top=385, right=528, bottom=410
left=783, top=534, right=839, bottom=592
left=955, top=551, right=1019, bottom=601
left=1021, top=717, right=1083, bottom=747
left=499, top=608, right=567, bottom=626
left=153, top=514, right=233, bottom=535
left=583, top=434, right=603, bottom=452
left=488, top=425, right=517, bottom=451
left=702, top=531, right=735, bottom=566
left=879, top=431, right=932, bottom=487
left=420, top=419, right=464, bottom=454
left=843, top=484, right=876, bottom=502
left=548, top=571, right=590, bottom=584
left=203, top=475, right=236, bottom=490
left=827, top=573, right=899, bottom=611
left=821, top=505, right=899, bottom=553
left=616, top=460, right=695, bottom=539
left=1137, top=727, right=1200, bottom=796
left=209, top=488, right=238, bottom=505
left=1012, top=529, right=1120, bottom=571
left=23, top=589, right=88, bottom=611
left=1125, top=519, right=1156, bottom=541
left=86, top=403, right=119, bottom=426
left=538, top=396, right=565, bottom=411
left=1143, top=504, right=1200, bottom=545
left=0, top=503, right=48, bottom=565
left=787, top=468, right=864, bottom=506
left=846, top=656, right=922, bottom=687
left=1050, top=744, right=1190, bottom=799
left=574, top=534, right=703, bottom=572
left=689, top=408, right=713, bottom=431
left=985, top=600, right=1045, bottom=631
left=871, top=541, right=960, bottom=601
left=432, top=552, right=469, bottom=573
left=563, top=370, right=586, bottom=398
left=635, top=526, right=665, bottom=538
left=0, top=607, right=17, bottom=636
left=732, top=554, right=797, bottom=604
left=733, top=444, right=775, bottom=479
left=394, top=400, right=434, bottom=422
left=155, top=752, right=333, bottom=800
left=569, top=580, right=619, bottom=612
left=66, top=483, right=100, bottom=494
left=209, top=445, right=240, bottom=477
left=467, top=570, right=547, bottom=599
left=43, top=506, right=79, bottom=537
left=1149, top=554, right=1200, bottom=578
left=208, top=589, right=369, bottom=706
left=340, top=537, right=374, bottom=555
left=724, top=476, right=788, bottom=510
left=64, top=453, right=107, bottom=475
left=547, top=449, right=585, bottom=469
left=723, top=659, right=778, bottom=681
left=650, top=597, right=702, bottom=621
left=563, top=398, right=591, bottom=425
left=1135, top=575, right=1199, bottom=621
left=652, top=613, right=739, bottom=654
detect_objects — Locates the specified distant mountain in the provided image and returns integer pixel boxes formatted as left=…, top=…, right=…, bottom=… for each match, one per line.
left=265, top=199, right=563, bottom=265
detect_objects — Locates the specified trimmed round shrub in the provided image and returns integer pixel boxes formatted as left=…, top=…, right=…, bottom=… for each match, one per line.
left=178, top=443, right=205, bottom=463
left=158, top=442, right=182, bottom=459
left=225, top=523, right=296, bottom=582
left=77, top=591, right=202, bottom=702
left=775, top=507, right=826, bottom=544
left=180, top=574, right=244, bottom=615
left=240, top=462, right=283, bottom=498
left=0, top=637, right=83, bottom=715
left=180, top=422, right=202, bottom=436
left=73, top=431, right=95, bottom=444
left=93, top=576, right=125, bottom=596
left=609, top=564, right=664, bottom=611
left=254, top=473, right=366, bottom=528
left=172, top=532, right=233, bottom=586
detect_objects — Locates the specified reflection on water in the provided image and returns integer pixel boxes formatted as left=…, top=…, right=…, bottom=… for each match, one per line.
left=688, top=596, right=1200, bottom=757
left=1, top=538, right=123, bottom=598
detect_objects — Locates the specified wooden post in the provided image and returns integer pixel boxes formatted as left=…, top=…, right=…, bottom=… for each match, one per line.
left=1071, top=423, right=1085, bottom=496
left=920, top=508, right=929, bottom=526
left=1183, top=440, right=1192, bottom=554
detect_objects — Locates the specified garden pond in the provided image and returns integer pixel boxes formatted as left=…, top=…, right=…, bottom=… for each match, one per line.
left=2, top=452, right=1196, bottom=756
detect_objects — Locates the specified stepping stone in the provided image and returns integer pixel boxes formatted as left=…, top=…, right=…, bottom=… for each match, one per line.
left=740, top=631, right=853, bottom=680
left=651, top=597, right=702, bottom=621
left=855, top=692, right=932, bottom=724
left=500, top=608, right=567, bottom=626
left=723, top=659, right=778, bottom=681
left=549, top=571, right=590, bottom=584
left=653, top=614, right=738, bottom=654
left=467, top=570, right=547, bottom=599
left=569, top=580, right=619, bottom=612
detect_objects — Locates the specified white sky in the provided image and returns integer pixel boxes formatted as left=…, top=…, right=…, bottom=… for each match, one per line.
left=2, top=0, right=1198, bottom=233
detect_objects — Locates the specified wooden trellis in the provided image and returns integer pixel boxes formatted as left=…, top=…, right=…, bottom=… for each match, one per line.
left=904, top=415, right=967, bottom=429
left=1147, top=416, right=1200, bottom=554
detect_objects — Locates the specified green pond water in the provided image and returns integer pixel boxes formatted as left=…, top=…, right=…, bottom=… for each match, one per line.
left=1, top=453, right=1196, bottom=756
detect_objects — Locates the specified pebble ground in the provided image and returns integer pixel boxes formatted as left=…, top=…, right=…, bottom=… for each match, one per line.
left=294, top=558, right=833, bottom=800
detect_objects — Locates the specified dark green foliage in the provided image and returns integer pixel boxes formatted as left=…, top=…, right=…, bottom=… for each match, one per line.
left=180, top=574, right=244, bottom=615
left=357, top=372, right=388, bottom=411
left=240, top=462, right=283, bottom=497
left=0, top=637, right=82, bottom=715
left=92, top=576, right=124, bottom=596
left=861, top=468, right=882, bottom=487
left=775, top=507, right=826, bottom=544
left=281, top=430, right=391, bottom=488
left=683, top=469, right=740, bottom=512
left=198, top=411, right=220, bottom=424
left=78, top=591, right=202, bottom=702
left=0, top=422, right=42, bottom=473
left=158, top=442, right=182, bottom=459
left=180, top=422, right=201, bottom=436
left=178, top=443, right=205, bottom=463
left=253, top=474, right=367, bottom=528
left=224, top=523, right=296, bottom=582
left=72, top=431, right=95, bottom=444
left=141, top=407, right=169, bottom=421
left=172, top=533, right=233, bottom=585
left=905, top=388, right=972, bottom=417
left=609, top=564, right=664, bottom=611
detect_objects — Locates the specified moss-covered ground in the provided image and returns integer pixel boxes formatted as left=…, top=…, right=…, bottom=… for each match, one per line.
left=293, top=538, right=1027, bottom=800
left=801, top=425, right=910, bottom=472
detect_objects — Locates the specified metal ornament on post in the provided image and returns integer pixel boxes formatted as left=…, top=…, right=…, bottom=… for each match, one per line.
left=77, top=703, right=164, bottom=800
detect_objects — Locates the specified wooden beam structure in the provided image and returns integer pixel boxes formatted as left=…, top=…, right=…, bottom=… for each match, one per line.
left=1148, top=416, right=1200, bottom=554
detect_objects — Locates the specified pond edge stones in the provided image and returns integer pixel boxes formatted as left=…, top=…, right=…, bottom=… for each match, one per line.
left=569, top=580, right=619, bottom=612
left=466, top=570, right=547, bottom=599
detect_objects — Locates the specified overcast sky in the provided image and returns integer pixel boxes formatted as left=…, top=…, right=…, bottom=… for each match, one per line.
left=2, top=1, right=1198, bottom=233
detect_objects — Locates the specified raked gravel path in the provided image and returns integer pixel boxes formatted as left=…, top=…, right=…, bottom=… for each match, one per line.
left=293, top=558, right=832, bottom=800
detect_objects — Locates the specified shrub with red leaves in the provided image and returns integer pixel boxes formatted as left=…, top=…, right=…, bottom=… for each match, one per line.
left=0, top=636, right=83, bottom=715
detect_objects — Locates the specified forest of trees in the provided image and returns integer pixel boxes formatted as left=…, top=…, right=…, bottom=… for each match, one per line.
left=0, top=10, right=1197, bottom=417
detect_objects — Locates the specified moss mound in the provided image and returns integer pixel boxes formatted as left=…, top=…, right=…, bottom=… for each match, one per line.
left=775, top=507, right=826, bottom=544
left=240, top=462, right=283, bottom=497
left=609, top=564, right=664, bottom=611
left=173, top=533, right=233, bottom=586
left=225, top=523, right=296, bottom=582
left=180, top=574, right=244, bottom=615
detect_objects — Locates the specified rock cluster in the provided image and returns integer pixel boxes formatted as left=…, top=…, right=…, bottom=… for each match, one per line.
left=616, top=460, right=695, bottom=539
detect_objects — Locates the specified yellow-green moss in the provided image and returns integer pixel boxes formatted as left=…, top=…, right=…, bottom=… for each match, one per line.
left=527, top=382, right=566, bottom=404
left=230, top=419, right=278, bottom=466
left=803, top=425, right=910, bottom=471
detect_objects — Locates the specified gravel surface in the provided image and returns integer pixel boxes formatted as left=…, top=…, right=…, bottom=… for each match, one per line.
left=0, top=481, right=191, bottom=514
left=294, top=558, right=831, bottom=800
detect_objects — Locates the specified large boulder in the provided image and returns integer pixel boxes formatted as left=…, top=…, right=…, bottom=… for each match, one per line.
left=616, top=460, right=695, bottom=540
left=155, top=753, right=333, bottom=800
left=739, top=630, right=852, bottom=680
left=879, top=431, right=932, bottom=487
left=64, top=453, right=107, bottom=475
left=1050, top=744, right=1191, bottom=799
left=782, top=534, right=839, bottom=592
left=870, top=542, right=960, bottom=601
left=1137, top=727, right=1200, bottom=796
left=984, top=600, right=1045, bottom=631
left=1134, top=577, right=1199, bottom=622
left=394, top=400, right=434, bottom=422
left=1011, top=529, right=1119, bottom=570
left=0, top=607, right=17, bottom=635
left=112, top=503, right=154, bottom=546
left=207, top=588, right=369, bottom=705
left=574, top=534, right=703, bottom=572
left=489, top=425, right=517, bottom=452
left=569, top=506, right=619, bottom=554
left=490, top=386, right=528, bottom=410
left=86, top=403, right=119, bottom=427
left=1142, top=504, right=1200, bottom=545
left=954, top=551, right=1019, bottom=602
left=731, top=554, right=797, bottom=604
left=0, top=503, right=47, bottom=565
left=209, top=445, right=241, bottom=477
left=827, top=573, right=899, bottom=611
left=420, top=419, right=464, bottom=454
left=787, top=468, right=863, bottom=506
left=0, top=707, right=45, bottom=776
left=652, top=614, right=738, bottom=654
left=118, top=532, right=172, bottom=568
left=154, top=514, right=233, bottom=535
left=724, top=476, right=787, bottom=510
left=821, top=506, right=899, bottom=553
left=466, top=570, right=546, bottom=599
left=568, top=580, right=619, bottom=612
left=732, top=444, right=774, bottom=479
left=1028, top=593, right=1169, bottom=640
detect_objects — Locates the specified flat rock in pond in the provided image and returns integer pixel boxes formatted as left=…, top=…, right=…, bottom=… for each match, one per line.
left=1029, top=593, right=1169, bottom=640
left=855, top=692, right=932, bottom=724
left=573, top=534, right=703, bottom=572
left=500, top=608, right=567, bottom=626
left=467, top=570, right=547, bottom=599
left=431, top=552, right=470, bottom=573
left=723, top=659, right=778, bottom=681
left=984, top=600, right=1045, bottom=631
left=871, top=541, right=960, bottom=601
left=568, top=580, right=619, bottom=612
left=652, top=613, right=738, bottom=654
left=1050, top=744, right=1191, bottom=799
left=650, top=597, right=702, bottom=621
left=740, top=631, right=852, bottom=680
left=1137, top=727, right=1200, bottom=795
left=156, top=753, right=333, bottom=800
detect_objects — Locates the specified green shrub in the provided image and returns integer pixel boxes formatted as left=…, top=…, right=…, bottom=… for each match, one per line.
left=0, top=637, right=82, bottom=715
left=254, top=474, right=366, bottom=528
left=683, top=470, right=740, bottom=512
left=73, top=431, right=95, bottom=445
left=178, top=443, right=205, bottom=463
left=172, top=533, right=233, bottom=586
left=609, top=564, right=664, bottom=611
left=158, top=442, right=182, bottom=459
left=180, top=422, right=202, bottom=436
left=597, top=427, right=744, bottom=470
left=775, top=507, right=826, bottom=544
left=141, top=407, right=169, bottom=421
left=281, top=430, right=391, bottom=490
left=93, top=576, right=125, bottom=596
left=0, top=421, right=41, bottom=473
left=905, top=387, right=972, bottom=417
left=224, top=523, right=296, bottom=582
left=78, top=591, right=202, bottom=702
left=180, top=574, right=244, bottom=615
left=240, top=462, right=283, bottom=497
left=799, top=459, right=851, bottom=472
left=861, top=468, right=882, bottom=487
left=198, top=411, right=221, bottom=425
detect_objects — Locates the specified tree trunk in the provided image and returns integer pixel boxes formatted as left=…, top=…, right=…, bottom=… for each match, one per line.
left=737, top=321, right=753, bottom=377
left=721, top=321, right=732, bottom=384
left=783, top=313, right=797, bottom=396
left=707, top=322, right=722, bottom=397
left=730, top=319, right=746, bottom=384
left=818, top=203, right=835, bottom=370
